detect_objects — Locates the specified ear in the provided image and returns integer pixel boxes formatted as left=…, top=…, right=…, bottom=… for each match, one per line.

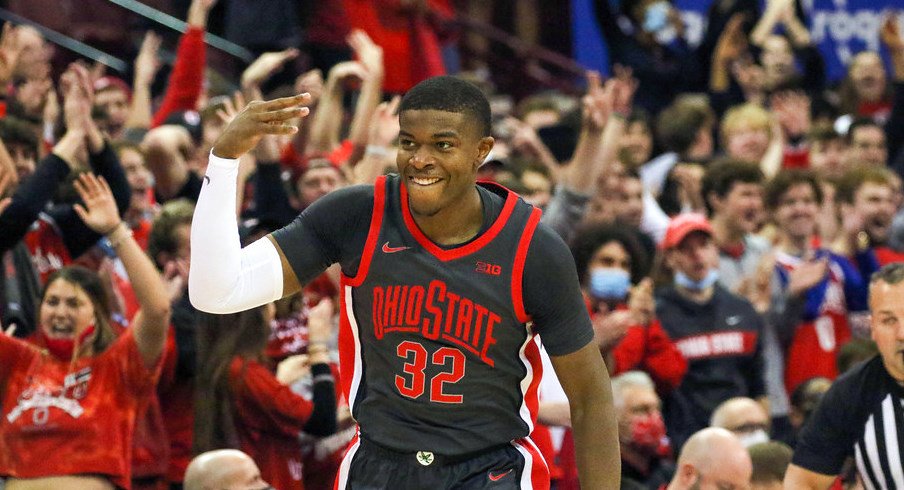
left=476, top=136, right=495, bottom=167
left=677, top=463, right=699, bottom=487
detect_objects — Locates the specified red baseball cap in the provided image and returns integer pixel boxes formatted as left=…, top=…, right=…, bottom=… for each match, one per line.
left=660, top=213, right=714, bottom=250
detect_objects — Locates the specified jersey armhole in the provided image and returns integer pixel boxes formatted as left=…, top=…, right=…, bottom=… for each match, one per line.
left=344, top=175, right=387, bottom=287
left=512, top=208, right=543, bottom=324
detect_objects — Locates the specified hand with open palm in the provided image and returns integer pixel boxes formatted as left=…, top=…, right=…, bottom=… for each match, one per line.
left=73, top=173, right=122, bottom=235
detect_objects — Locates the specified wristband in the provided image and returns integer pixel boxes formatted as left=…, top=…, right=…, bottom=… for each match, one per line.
left=106, top=222, right=133, bottom=248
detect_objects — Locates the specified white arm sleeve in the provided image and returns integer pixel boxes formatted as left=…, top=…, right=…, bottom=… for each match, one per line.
left=188, top=152, right=285, bottom=314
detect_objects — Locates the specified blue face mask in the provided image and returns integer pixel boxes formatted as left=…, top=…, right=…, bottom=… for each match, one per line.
left=642, top=1, right=671, bottom=33
left=589, top=268, right=632, bottom=301
left=674, top=269, right=720, bottom=292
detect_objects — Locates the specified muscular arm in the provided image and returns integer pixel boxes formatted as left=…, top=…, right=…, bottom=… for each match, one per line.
left=551, top=343, right=620, bottom=489
left=783, top=465, right=836, bottom=490
left=521, top=223, right=618, bottom=486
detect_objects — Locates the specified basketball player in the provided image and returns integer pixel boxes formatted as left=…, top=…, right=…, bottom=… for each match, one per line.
left=188, top=76, right=619, bottom=489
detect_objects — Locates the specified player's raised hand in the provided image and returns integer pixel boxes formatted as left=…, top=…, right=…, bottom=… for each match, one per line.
left=212, top=93, right=311, bottom=159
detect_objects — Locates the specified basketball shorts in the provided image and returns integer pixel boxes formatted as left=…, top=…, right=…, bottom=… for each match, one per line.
left=333, top=434, right=550, bottom=489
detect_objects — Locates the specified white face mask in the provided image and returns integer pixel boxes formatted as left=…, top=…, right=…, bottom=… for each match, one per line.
left=737, top=429, right=770, bottom=447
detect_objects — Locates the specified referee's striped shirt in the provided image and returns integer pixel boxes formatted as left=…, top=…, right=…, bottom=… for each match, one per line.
left=854, top=392, right=904, bottom=489
left=792, top=355, right=904, bottom=489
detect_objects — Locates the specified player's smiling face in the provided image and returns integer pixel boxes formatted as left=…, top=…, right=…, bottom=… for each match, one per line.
left=397, top=109, right=493, bottom=218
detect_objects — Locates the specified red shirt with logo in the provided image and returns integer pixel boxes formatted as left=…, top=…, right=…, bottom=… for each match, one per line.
left=0, top=330, right=161, bottom=489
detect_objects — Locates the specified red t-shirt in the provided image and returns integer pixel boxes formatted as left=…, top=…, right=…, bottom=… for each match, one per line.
left=158, top=349, right=194, bottom=484
left=611, top=317, right=688, bottom=394
left=24, top=217, right=72, bottom=285
left=230, top=358, right=314, bottom=490
left=0, top=330, right=162, bottom=489
left=342, top=0, right=447, bottom=93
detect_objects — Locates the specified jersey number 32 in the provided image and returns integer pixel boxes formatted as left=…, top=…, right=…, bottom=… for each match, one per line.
left=395, top=341, right=465, bottom=404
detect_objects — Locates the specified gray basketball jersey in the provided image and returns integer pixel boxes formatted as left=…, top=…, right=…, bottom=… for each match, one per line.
left=337, top=175, right=545, bottom=455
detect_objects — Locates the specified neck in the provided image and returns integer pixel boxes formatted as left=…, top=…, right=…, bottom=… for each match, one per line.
left=778, top=233, right=811, bottom=256
left=411, top=186, right=484, bottom=246
left=712, top=214, right=745, bottom=247
left=676, top=284, right=715, bottom=303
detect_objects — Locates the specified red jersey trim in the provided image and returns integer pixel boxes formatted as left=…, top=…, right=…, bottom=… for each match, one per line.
left=346, top=176, right=387, bottom=287
left=512, top=436, right=550, bottom=489
left=334, top=431, right=361, bottom=490
left=337, top=278, right=363, bottom=412
left=399, top=181, right=518, bottom=262
left=512, top=208, right=542, bottom=324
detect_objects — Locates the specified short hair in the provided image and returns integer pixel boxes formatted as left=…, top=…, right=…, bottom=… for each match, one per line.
left=569, top=223, right=650, bottom=285
left=611, top=370, right=655, bottom=407
left=872, top=262, right=904, bottom=286
left=808, top=123, right=843, bottom=146
left=720, top=103, right=773, bottom=146
left=111, top=140, right=144, bottom=158
left=834, top=166, right=893, bottom=204
left=0, top=117, right=39, bottom=154
left=701, top=158, right=764, bottom=214
left=836, top=338, right=877, bottom=374
left=655, top=96, right=715, bottom=156
left=845, top=117, right=883, bottom=144
left=399, top=76, right=491, bottom=137
left=148, top=199, right=195, bottom=268
left=710, top=397, right=764, bottom=428
left=748, top=441, right=793, bottom=484
left=764, top=169, right=823, bottom=210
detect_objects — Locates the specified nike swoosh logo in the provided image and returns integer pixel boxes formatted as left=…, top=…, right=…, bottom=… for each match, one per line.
left=382, top=241, right=410, bottom=253
left=726, top=315, right=741, bottom=326
left=203, top=175, right=210, bottom=185
left=488, top=469, right=512, bottom=482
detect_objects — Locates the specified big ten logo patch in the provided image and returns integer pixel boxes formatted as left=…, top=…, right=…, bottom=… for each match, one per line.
left=475, top=261, right=502, bottom=276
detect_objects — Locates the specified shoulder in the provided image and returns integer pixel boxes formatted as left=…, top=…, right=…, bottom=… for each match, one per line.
left=525, top=221, right=573, bottom=265
left=815, top=356, right=888, bottom=419
left=303, top=183, right=377, bottom=216
left=832, top=355, right=890, bottom=395
left=715, top=285, right=757, bottom=311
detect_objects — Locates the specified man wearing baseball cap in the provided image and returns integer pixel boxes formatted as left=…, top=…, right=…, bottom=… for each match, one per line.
left=654, top=213, right=767, bottom=452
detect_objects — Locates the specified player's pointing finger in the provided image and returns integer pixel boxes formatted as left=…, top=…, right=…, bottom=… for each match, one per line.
left=257, top=93, right=311, bottom=111
left=252, top=106, right=309, bottom=123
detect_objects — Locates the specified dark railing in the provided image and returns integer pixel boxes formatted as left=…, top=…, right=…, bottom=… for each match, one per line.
left=103, top=0, right=254, bottom=63
left=0, top=7, right=128, bottom=73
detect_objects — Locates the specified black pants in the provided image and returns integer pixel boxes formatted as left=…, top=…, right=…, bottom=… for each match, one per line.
left=335, top=435, right=549, bottom=489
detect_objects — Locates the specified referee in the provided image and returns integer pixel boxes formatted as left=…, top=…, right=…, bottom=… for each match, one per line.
left=785, top=263, right=904, bottom=489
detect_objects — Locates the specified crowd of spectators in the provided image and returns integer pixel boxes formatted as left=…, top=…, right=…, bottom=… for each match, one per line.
left=0, top=0, right=902, bottom=488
